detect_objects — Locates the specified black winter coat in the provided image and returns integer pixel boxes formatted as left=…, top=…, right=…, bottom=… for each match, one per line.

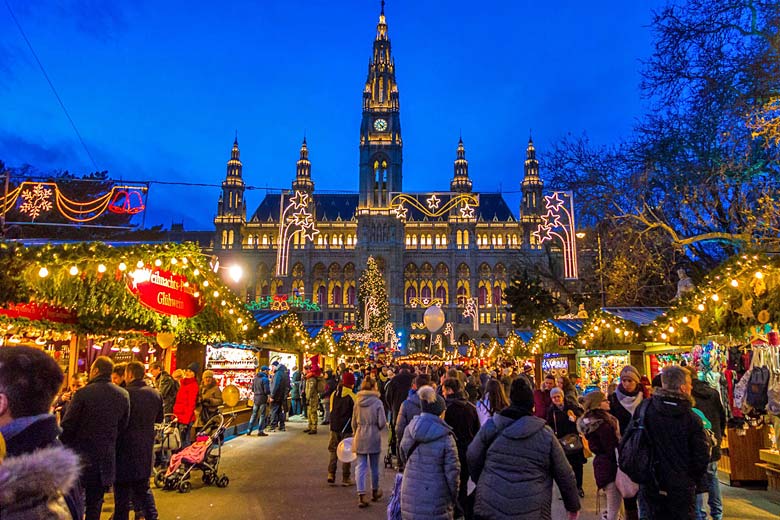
left=386, top=370, right=414, bottom=424
left=644, top=388, right=711, bottom=493
left=4, top=414, right=84, bottom=520
left=330, top=385, right=355, bottom=434
left=61, top=375, right=130, bottom=487
left=155, top=370, right=178, bottom=415
left=608, top=387, right=643, bottom=435
left=116, top=380, right=163, bottom=483
left=444, top=394, right=480, bottom=475
left=691, top=379, right=726, bottom=461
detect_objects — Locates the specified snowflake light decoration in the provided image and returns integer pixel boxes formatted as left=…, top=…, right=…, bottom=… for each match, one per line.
left=19, top=183, right=53, bottom=219
left=462, top=297, right=479, bottom=331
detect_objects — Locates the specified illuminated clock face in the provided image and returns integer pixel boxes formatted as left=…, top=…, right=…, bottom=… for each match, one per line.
left=373, top=118, right=388, bottom=132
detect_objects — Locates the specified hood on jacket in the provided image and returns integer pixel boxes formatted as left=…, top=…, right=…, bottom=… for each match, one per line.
left=577, top=409, right=613, bottom=435
left=691, top=379, right=717, bottom=401
left=356, top=390, right=381, bottom=407
left=0, top=445, right=80, bottom=517
left=652, top=388, right=694, bottom=417
left=490, top=413, right=547, bottom=440
left=406, top=391, right=421, bottom=408
left=406, top=412, right=453, bottom=443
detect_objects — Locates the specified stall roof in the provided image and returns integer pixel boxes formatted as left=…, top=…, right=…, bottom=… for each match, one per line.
left=548, top=319, right=584, bottom=337
left=251, top=310, right=288, bottom=327
left=305, top=325, right=344, bottom=343
left=601, top=307, right=668, bottom=326
left=516, top=331, right=534, bottom=343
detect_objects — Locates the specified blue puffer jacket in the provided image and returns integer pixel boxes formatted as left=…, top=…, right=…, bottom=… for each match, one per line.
left=399, top=413, right=460, bottom=520
left=395, top=391, right=422, bottom=447
left=467, top=409, right=580, bottom=520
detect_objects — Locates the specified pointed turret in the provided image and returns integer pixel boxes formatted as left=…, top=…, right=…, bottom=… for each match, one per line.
left=362, top=4, right=399, bottom=111
left=520, top=134, right=544, bottom=247
left=292, top=137, right=314, bottom=192
left=215, top=136, right=246, bottom=250
left=450, top=137, right=473, bottom=192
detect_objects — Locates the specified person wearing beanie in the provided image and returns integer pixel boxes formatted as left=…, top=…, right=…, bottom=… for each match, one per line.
left=443, top=377, right=480, bottom=519
left=608, top=365, right=645, bottom=520
left=304, top=362, right=324, bottom=434
left=547, top=386, right=585, bottom=497
left=173, top=362, right=199, bottom=447
left=327, top=370, right=357, bottom=486
left=468, top=378, right=581, bottom=519
left=247, top=366, right=271, bottom=436
left=352, top=378, right=387, bottom=508
left=577, top=391, right=621, bottom=520
left=400, top=385, right=460, bottom=520
left=197, top=369, right=223, bottom=427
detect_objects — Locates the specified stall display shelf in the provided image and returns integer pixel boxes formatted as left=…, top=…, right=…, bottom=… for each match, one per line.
left=211, top=368, right=255, bottom=402
left=718, top=426, right=771, bottom=486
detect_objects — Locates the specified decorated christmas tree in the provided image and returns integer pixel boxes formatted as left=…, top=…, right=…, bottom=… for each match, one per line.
left=356, top=256, right=390, bottom=339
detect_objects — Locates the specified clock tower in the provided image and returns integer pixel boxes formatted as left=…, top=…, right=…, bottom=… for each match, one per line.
left=358, top=3, right=402, bottom=210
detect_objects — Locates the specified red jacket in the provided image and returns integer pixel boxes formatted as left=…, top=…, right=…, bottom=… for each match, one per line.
left=173, top=377, right=198, bottom=424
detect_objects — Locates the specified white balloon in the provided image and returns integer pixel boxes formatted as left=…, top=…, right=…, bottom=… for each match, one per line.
left=424, top=306, right=446, bottom=333
left=337, top=437, right=357, bottom=463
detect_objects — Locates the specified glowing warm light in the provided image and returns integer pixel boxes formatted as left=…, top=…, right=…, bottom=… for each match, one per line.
left=661, top=333, right=668, bottom=340
left=237, top=318, right=243, bottom=324
left=193, top=291, right=200, bottom=298
left=730, top=279, right=738, bottom=287
left=682, top=316, right=689, bottom=324
left=97, top=264, right=107, bottom=273
left=755, top=271, right=764, bottom=279
left=697, top=303, right=705, bottom=312
left=38, top=267, right=49, bottom=278
left=668, top=326, right=675, bottom=333
left=154, top=259, right=162, bottom=267
left=136, top=261, right=144, bottom=268
left=213, top=290, right=219, bottom=298
left=228, top=309, right=234, bottom=315
left=203, top=280, right=209, bottom=287
left=118, top=262, right=127, bottom=271
left=69, top=266, right=79, bottom=276
left=229, top=264, right=243, bottom=283
left=221, top=300, right=227, bottom=306
left=170, top=258, right=178, bottom=265
left=615, top=328, right=621, bottom=334
left=193, top=268, right=200, bottom=276
left=711, top=294, right=720, bottom=302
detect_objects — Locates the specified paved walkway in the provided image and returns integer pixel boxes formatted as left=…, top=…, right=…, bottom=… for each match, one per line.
left=99, top=415, right=780, bottom=519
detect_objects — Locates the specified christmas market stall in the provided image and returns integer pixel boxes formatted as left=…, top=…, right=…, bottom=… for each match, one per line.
left=527, top=318, right=582, bottom=384
left=651, top=252, right=780, bottom=488
left=0, top=242, right=256, bottom=383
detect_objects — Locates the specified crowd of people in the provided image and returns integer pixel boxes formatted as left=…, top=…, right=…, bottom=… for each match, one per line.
left=0, top=345, right=723, bottom=520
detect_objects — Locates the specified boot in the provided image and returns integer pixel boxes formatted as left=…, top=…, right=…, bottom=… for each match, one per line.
left=372, top=489, right=383, bottom=502
left=342, top=475, right=354, bottom=487
left=327, top=473, right=335, bottom=484
left=358, top=494, right=370, bottom=508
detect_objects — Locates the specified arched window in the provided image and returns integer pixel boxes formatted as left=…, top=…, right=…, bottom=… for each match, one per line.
left=406, top=285, right=417, bottom=303
left=332, top=284, right=343, bottom=305
left=456, top=230, right=463, bottom=247
left=492, top=286, right=503, bottom=306
left=440, top=234, right=447, bottom=246
left=435, top=235, right=441, bottom=247
left=262, top=234, right=269, bottom=246
left=463, top=230, right=469, bottom=249
left=347, top=286, right=356, bottom=306
left=457, top=285, right=468, bottom=306
left=317, top=285, right=327, bottom=306
left=435, top=285, right=447, bottom=302
left=478, top=286, right=488, bottom=307
left=421, top=285, right=432, bottom=299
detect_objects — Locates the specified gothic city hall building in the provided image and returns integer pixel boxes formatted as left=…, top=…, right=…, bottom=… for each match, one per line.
left=213, top=7, right=550, bottom=346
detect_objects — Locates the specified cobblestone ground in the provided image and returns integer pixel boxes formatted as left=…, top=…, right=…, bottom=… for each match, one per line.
left=99, top=415, right=780, bottom=520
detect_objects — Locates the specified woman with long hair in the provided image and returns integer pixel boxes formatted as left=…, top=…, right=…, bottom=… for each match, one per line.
left=608, top=365, right=644, bottom=520
left=351, top=378, right=387, bottom=508
left=476, top=379, right=509, bottom=426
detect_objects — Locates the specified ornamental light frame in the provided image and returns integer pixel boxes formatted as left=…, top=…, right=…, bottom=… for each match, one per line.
left=533, top=191, right=579, bottom=279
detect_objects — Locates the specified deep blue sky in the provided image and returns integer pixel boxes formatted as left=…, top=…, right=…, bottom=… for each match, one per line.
left=1, top=1, right=662, bottom=230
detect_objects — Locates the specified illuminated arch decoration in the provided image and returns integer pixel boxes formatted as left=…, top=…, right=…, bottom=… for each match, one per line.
left=533, top=191, right=579, bottom=279
left=462, top=297, right=478, bottom=331
left=275, top=190, right=320, bottom=276
left=390, top=192, right=479, bottom=221
left=408, top=297, right=442, bottom=308
left=1, top=181, right=148, bottom=223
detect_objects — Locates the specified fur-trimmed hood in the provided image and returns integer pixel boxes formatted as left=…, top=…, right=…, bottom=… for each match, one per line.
left=0, top=446, right=80, bottom=520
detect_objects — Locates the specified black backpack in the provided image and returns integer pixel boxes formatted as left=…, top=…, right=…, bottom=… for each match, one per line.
left=618, top=400, right=655, bottom=485
left=745, top=350, right=770, bottom=413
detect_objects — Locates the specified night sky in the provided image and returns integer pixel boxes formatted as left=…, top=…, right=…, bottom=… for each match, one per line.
left=1, top=1, right=662, bottom=230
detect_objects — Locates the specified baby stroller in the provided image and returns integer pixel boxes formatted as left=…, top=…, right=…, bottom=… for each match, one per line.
left=155, top=413, right=232, bottom=493
left=153, top=414, right=180, bottom=476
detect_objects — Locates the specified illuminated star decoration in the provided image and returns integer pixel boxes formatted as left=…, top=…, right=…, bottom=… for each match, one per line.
left=736, top=297, right=755, bottom=320
left=300, top=221, right=320, bottom=242
left=541, top=210, right=562, bottom=229
left=291, top=209, right=310, bottom=226
left=533, top=225, right=554, bottom=243
left=19, top=183, right=53, bottom=219
left=393, top=204, right=408, bottom=220
left=426, top=194, right=441, bottom=210
left=459, top=203, right=475, bottom=218
left=290, top=191, right=309, bottom=210
left=544, top=192, right=565, bottom=212
left=687, top=315, right=702, bottom=334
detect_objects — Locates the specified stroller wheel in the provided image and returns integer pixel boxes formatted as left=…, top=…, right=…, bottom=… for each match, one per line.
left=202, top=473, right=214, bottom=485
left=178, top=481, right=192, bottom=493
left=154, top=472, right=167, bottom=489
left=384, top=453, right=393, bottom=468
left=216, top=475, right=230, bottom=488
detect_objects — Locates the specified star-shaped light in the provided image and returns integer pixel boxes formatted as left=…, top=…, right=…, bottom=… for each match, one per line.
left=736, top=298, right=755, bottom=320
left=290, top=190, right=309, bottom=210
left=533, top=225, right=553, bottom=243
left=394, top=204, right=408, bottom=220
left=290, top=209, right=311, bottom=226
left=426, top=194, right=441, bottom=211
left=300, top=222, right=320, bottom=242
left=541, top=210, right=562, bottom=229
left=544, top=192, right=565, bottom=212
left=459, top=203, right=475, bottom=218
left=687, top=315, right=702, bottom=334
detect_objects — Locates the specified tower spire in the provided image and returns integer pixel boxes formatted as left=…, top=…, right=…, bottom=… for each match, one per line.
left=451, top=136, right=472, bottom=192
left=293, top=136, right=314, bottom=192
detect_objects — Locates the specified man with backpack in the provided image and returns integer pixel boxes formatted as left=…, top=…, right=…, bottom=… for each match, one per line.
left=623, top=366, right=709, bottom=520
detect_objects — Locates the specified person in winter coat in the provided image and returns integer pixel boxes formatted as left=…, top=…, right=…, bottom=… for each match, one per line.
left=533, top=373, right=556, bottom=419
left=396, top=374, right=432, bottom=451
left=608, top=365, right=644, bottom=520
left=443, top=377, right=480, bottom=519
left=689, top=369, right=726, bottom=520
left=640, top=366, right=710, bottom=520
left=304, top=362, right=324, bottom=434
left=321, top=369, right=337, bottom=425
left=386, top=364, right=414, bottom=456
left=468, top=377, right=581, bottom=520
left=270, top=361, right=290, bottom=431
left=0, top=345, right=83, bottom=520
left=577, top=391, right=621, bottom=520
left=197, top=370, right=223, bottom=426
left=173, top=363, right=199, bottom=447
left=290, top=366, right=302, bottom=416
left=0, top=445, right=81, bottom=520
left=476, top=378, right=509, bottom=426
left=61, top=356, right=130, bottom=520
left=328, top=371, right=356, bottom=485
left=247, top=366, right=271, bottom=436
left=53, top=373, right=85, bottom=421
left=548, top=387, right=586, bottom=497
left=351, top=378, right=387, bottom=508
left=400, top=386, right=460, bottom=520
left=150, top=361, right=178, bottom=415
left=114, top=361, right=164, bottom=520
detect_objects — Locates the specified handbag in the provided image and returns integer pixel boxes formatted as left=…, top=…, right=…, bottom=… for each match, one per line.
left=615, top=448, right=639, bottom=498
left=161, top=423, right=182, bottom=451
left=559, top=433, right=584, bottom=455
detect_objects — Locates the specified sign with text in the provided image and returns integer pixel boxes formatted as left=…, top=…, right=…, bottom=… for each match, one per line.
left=126, top=266, right=204, bottom=318
left=0, top=302, right=77, bottom=323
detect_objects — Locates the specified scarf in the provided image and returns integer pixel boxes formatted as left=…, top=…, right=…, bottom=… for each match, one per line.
left=615, top=386, right=643, bottom=415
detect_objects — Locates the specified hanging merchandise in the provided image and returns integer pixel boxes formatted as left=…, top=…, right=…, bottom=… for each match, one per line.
left=578, top=351, right=629, bottom=394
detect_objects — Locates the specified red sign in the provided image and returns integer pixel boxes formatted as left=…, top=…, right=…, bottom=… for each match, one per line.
left=0, top=302, right=77, bottom=323
left=323, top=319, right=354, bottom=332
left=126, top=267, right=204, bottom=318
